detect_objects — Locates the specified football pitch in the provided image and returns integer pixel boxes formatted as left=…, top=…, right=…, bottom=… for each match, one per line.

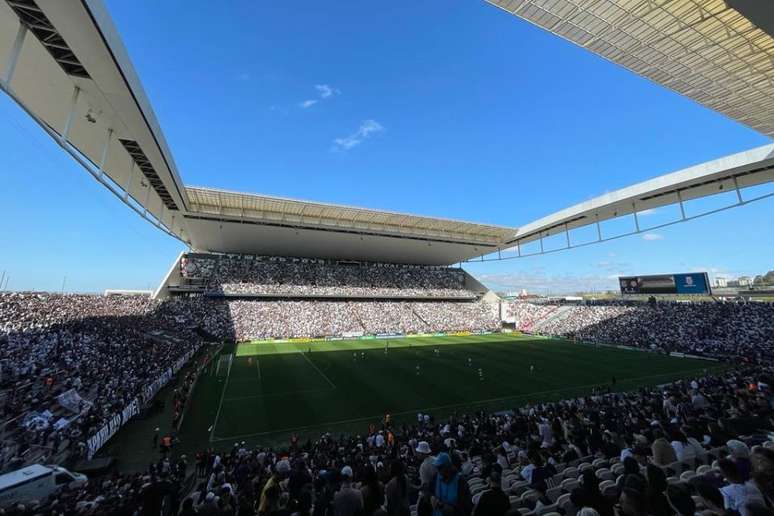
left=180, top=333, right=720, bottom=448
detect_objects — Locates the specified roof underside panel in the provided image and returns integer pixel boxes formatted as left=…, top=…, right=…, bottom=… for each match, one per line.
left=0, top=0, right=189, bottom=237
left=187, top=187, right=516, bottom=264
left=183, top=216, right=500, bottom=266
left=487, top=0, right=774, bottom=137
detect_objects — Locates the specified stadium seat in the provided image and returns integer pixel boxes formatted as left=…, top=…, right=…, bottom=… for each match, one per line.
left=667, top=476, right=681, bottom=485
left=680, top=470, right=697, bottom=482
left=520, top=489, right=539, bottom=502
left=546, top=486, right=562, bottom=503
left=536, top=503, right=559, bottom=516
left=611, top=463, right=624, bottom=475
left=472, top=489, right=489, bottom=506
left=560, top=478, right=580, bottom=492
left=595, top=468, right=614, bottom=481
left=470, top=484, right=487, bottom=496
left=696, top=465, right=712, bottom=475
left=511, top=480, right=530, bottom=495
left=561, top=466, right=578, bottom=479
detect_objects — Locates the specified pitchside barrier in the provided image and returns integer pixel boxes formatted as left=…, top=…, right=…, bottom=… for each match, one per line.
left=86, top=344, right=202, bottom=459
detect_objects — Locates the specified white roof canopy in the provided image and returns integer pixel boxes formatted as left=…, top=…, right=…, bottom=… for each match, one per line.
left=1, top=0, right=773, bottom=265
left=486, top=0, right=774, bottom=137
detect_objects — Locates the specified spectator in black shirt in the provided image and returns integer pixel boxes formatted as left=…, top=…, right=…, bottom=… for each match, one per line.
left=474, top=469, right=509, bottom=516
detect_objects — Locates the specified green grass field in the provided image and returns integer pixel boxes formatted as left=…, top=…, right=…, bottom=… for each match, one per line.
left=175, top=333, right=720, bottom=449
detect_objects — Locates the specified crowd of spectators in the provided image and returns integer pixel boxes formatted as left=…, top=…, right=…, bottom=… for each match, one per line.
left=4, top=286, right=774, bottom=514
left=0, top=290, right=497, bottom=473
left=0, top=293, right=203, bottom=472
left=180, top=254, right=472, bottom=298
left=7, top=362, right=774, bottom=515
left=507, top=300, right=774, bottom=361
left=227, top=300, right=499, bottom=340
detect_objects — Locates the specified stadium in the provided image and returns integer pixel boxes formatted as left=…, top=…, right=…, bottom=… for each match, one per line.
left=0, top=0, right=773, bottom=515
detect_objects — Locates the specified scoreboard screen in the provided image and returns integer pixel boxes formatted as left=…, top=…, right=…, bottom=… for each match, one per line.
left=619, top=272, right=711, bottom=295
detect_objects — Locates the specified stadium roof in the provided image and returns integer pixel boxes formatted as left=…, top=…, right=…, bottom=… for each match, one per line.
left=486, top=0, right=774, bottom=137
left=504, top=143, right=774, bottom=250
left=1, top=0, right=773, bottom=265
left=183, top=186, right=515, bottom=264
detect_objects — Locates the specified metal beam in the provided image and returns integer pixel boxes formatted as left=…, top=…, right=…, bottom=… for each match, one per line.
left=2, top=23, right=27, bottom=87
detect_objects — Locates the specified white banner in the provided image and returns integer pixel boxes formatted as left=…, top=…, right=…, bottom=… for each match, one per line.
left=57, top=388, right=91, bottom=413
left=86, top=344, right=200, bottom=459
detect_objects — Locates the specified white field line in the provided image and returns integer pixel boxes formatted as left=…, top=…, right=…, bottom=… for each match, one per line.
left=211, top=369, right=689, bottom=443
left=209, top=354, right=233, bottom=441
left=298, top=350, right=337, bottom=389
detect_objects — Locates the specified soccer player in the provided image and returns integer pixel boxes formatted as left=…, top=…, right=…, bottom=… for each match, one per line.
left=530, top=364, right=535, bottom=375
left=416, top=365, right=421, bottom=376
left=478, top=368, right=484, bottom=382
left=467, top=357, right=472, bottom=367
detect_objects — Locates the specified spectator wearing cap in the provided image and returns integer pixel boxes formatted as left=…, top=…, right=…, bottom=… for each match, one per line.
left=474, top=466, right=509, bottom=516
left=728, top=439, right=753, bottom=481
left=416, top=441, right=436, bottom=489
left=425, top=452, right=472, bottom=516
left=197, top=491, right=220, bottom=516
left=335, top=466, right=364, bottom=516
left=259, top=459, right=290, bottom=515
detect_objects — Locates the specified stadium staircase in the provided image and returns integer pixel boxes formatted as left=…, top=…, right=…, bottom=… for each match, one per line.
left=520, top=305, right=558, bottom=332
left=350, top=304, right=368, bottom=333
left=530, top=305, right=575, bottom=334
left=410, top=306, right=432, bottom=332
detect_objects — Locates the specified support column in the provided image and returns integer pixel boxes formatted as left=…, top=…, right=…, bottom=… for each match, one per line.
left=97, top=128, right=113, bottom=179
left=62, top=86, right=80, bottom=142
left=677, top=190, right=687, bottom=220
left=2, top=24, right=27, bottom=87
left=632, top=203, right=640, bottom=232
left=732, top=176, right=744, bottom=204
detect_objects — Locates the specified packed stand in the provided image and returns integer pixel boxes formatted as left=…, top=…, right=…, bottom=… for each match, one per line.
left=507, top=300, right=774, bottom=361
left=227, top=300, right=499, bottom=340
left=9, top=363, right=774, bottom=516
left=0, top=293, right=203, bottom=472
left=180, top=253, right=474, bottom=298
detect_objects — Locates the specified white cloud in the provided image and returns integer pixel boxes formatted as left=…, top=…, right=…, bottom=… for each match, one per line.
left=641, top=233, right=663, bottom=241
left=298, top=84, right=340, bottom=109
left=638, top=208, right=657, bottom=216
left=333, top=120, right=384, bottom=151
left=315, top=84, right=339, bottom=99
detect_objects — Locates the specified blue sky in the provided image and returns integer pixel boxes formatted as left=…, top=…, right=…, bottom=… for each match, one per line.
left=0, top=0, right=772, bottom=293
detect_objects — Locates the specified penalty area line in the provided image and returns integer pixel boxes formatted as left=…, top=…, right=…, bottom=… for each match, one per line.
left=298, top=349, right=336, bottom=389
